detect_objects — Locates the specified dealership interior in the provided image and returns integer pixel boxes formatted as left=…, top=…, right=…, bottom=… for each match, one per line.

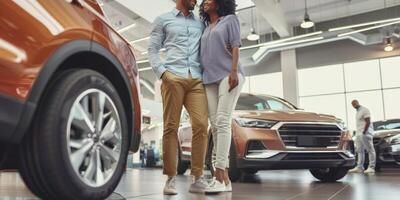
left=1, top=0, right=400, bottom=199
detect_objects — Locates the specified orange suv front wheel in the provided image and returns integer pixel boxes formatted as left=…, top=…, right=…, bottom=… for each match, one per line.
left=19, top=69, right=129, bottom=199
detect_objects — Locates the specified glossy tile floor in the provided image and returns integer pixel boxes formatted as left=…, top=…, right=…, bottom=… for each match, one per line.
left=1, top=168, right=400, bottom=200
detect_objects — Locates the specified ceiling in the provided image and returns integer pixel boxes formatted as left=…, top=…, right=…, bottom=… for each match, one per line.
left=97, top=0, right=400, bottom=62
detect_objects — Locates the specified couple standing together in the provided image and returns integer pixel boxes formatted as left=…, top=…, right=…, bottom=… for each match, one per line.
left=148, top=0, right=244, bottom=195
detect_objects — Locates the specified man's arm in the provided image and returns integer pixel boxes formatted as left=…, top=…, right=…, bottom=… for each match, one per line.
left=148, top=16, right=167, bottom=79
left=363, top=117, right=371, bottom=134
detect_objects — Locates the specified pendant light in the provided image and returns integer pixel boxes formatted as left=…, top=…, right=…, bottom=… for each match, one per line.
left=384, top=37, right=394, bottom=52
left=247, top=8, right=260, bottom=41
left=301, top=0, right=314, bottom=29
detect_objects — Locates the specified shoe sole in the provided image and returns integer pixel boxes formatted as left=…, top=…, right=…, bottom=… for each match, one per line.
left=205, top=190, right=224, bottom=194
left=163, top=190, right=178, bottom=195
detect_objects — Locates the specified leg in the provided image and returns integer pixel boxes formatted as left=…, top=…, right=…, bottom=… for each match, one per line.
left=184, top=79, right=209, bottom=178
left=363, top=134, right=376, bottom=169
left=161, top=72, right=186, bottom=177
left=205, top=84, right=219, bottom=169
left=214, top=75, right=244, bottom=171
left=355, top=134, right=365, bottom=169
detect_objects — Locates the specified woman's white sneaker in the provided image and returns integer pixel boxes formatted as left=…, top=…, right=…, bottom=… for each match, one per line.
left=205, top=179, right=226, bottom=194
left=225, top=181, right=232, bottom=192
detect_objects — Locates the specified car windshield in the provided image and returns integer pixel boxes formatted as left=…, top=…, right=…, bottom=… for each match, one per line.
left=235, top=94, right=296, bottom=111
left=373, top=119, right=400, bottom=131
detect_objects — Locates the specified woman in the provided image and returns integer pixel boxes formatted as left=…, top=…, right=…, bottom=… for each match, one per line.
left=200, top=0, right=245, bottom=193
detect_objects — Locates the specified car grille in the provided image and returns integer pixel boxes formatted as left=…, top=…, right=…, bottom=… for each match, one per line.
left=278, top=123, right=342, bottom=148
left=283, top=153, right=343, bottom=160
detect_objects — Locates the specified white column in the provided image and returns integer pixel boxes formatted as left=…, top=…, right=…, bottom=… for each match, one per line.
left=281, top=49, right=299, bottom=107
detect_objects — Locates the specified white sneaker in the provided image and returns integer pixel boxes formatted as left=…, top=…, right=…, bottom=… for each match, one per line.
left=189, top=177, right=209, bottom=193
left=348, top=167, right=364, bottom=173
left=205, top=178, right=226, bottom=194
left=225, top=181, right=232, bottom=192
left=364, top=168, right=375, bottom=174
left=163, top=176, right=177, bottom=195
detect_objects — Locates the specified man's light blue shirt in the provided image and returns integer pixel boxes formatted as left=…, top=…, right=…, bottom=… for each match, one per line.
left=148, top=8, right=205, bottom=79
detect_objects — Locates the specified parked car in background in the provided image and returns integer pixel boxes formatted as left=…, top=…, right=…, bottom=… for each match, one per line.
left=373, top=119, right=400, bottom=166
left=0, top=0, right=141, bottom=199
left=178, top=93, right=355, bottom=182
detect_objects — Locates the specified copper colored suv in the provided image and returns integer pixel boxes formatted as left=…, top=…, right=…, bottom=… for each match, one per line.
left=0, top=0, right=141, bottom=199
left=178, top=94, right=355, bottom=182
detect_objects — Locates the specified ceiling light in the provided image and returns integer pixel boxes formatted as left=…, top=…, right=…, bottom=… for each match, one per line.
left=247, top=8, right=259, bottom=41
left=329, top=17, right=400, bottom=32
left=117, top=23, right=136, bottom=33
left=384, top=37, right=394, bottom=52
left=300, top=0, right=314, bottom=29
left=247, top=28, right=260, bottom=41
left=129, top=36, right=151, bottom=44
left=338, top=20, right=400, bottom=37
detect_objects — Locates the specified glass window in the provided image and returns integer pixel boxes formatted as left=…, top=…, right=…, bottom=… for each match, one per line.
left=346, top=90, right=385, bottom=131
left=380, top=56, right=400, bottom=88
left=298, top=64, right=345, bottom=96
left=267, top=98, right=292, bottom=111
left=299, top=94, right=347, bottom=124
left=235, top=94, right=295, bottom=111
left=344, top=60, right=381, bottom=92
left=373, top=119, right=400, bottom=131
left=383, top=89, right=400, bottom=119
left=249, top=72, right=283, bottom=98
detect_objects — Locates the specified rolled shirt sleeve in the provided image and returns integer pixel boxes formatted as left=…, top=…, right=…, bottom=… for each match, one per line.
left=227, top=15, right=242, bottom=48
left=148, top=16, right=167, bottom=79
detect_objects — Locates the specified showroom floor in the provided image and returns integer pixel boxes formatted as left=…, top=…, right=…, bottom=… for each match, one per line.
left=1, top=168, right=400, bottom=200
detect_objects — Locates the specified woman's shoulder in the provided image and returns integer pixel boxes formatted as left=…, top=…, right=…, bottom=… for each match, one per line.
left=222, top=14, right=239, bottom=23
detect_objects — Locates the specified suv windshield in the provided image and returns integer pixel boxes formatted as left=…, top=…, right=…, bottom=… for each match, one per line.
left=373, top=119, right=400, bottom=131
left=235, top=94, right=295, bottom=111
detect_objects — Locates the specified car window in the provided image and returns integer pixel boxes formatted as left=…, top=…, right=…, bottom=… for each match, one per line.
left=235, top=94, right=294, bottom=111
left=266, top=98, right=292, bottom=111
left=373, top=119, right=400, bottom=131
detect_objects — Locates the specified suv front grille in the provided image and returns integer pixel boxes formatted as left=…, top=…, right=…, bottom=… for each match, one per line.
left=283, top=153, right=343, bottom=160
left=278, top=123, right=342, bottom=148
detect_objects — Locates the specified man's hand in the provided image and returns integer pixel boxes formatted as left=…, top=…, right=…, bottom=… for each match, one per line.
left=228, top=71, right=239, bottom=92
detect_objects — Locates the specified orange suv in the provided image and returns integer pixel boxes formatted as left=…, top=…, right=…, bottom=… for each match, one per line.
left=178, top=94, right=355, bottom=182
left=0, top=0, right=141, bottom=199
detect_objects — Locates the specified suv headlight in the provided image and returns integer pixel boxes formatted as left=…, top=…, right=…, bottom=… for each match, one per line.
left=389, top=135, right=400, bottom=145
left=337, top=120, right=347, bottom=130
left=235, top=118, right=278, bottom=128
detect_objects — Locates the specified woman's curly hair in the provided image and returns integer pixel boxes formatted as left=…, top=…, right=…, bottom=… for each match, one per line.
left=199, top=0, right=237, bottom=24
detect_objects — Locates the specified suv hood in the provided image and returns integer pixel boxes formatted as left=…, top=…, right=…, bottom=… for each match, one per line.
left=374, top=129, right=400, bottom=139
left=234, top=110, right=338, bottom=123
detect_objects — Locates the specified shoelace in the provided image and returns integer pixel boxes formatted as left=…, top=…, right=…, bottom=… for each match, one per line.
left=168, top=177, right=176, bottom=188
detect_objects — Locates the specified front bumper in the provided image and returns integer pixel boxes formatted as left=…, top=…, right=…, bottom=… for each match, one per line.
left=237, top=150, right=355, bottom=170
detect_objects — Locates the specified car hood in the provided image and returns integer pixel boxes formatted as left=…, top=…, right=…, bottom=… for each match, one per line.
left=234, top=110, right=339, bottom=123
left=374, top=129, right=400, bottom=139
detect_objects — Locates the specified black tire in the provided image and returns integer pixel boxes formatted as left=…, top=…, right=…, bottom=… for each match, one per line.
left=310, top=168, right=349, bottom=182
left=177, top=148, right=189, bottom=175
left=242, top=169, right=258, bottom=175
left=18, top=69, right=129, bottom=200
left=228, top=140, right=242, bottom=182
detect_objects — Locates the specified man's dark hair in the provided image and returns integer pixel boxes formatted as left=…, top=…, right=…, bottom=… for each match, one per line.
left=199, top=0, right=237, bottom=24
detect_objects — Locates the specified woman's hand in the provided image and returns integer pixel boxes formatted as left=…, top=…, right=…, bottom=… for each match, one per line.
left=228, top=71, right=239, bottom=92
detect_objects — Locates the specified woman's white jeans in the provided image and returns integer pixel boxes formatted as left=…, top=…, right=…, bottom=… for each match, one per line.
left=205, top=74, right=244, bottom=170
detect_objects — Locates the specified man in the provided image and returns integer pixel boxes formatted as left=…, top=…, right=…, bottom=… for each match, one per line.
left=349, top=100, right=376, bottom=174
left=148, top=0, right=209, bottom=195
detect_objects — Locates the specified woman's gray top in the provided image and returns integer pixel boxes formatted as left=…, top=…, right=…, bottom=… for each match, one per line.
left=200, top=14, right=245, bottom=85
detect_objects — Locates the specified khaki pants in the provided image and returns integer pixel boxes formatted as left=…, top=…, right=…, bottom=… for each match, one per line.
left=161, top=71, right=208, bottom=177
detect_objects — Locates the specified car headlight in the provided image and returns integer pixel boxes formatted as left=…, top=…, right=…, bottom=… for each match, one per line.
left=389, top=135, right=400, bottom=145
left=235, top=118, right=278, bottom=128
left=337, top=120, right=347, bottom=130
